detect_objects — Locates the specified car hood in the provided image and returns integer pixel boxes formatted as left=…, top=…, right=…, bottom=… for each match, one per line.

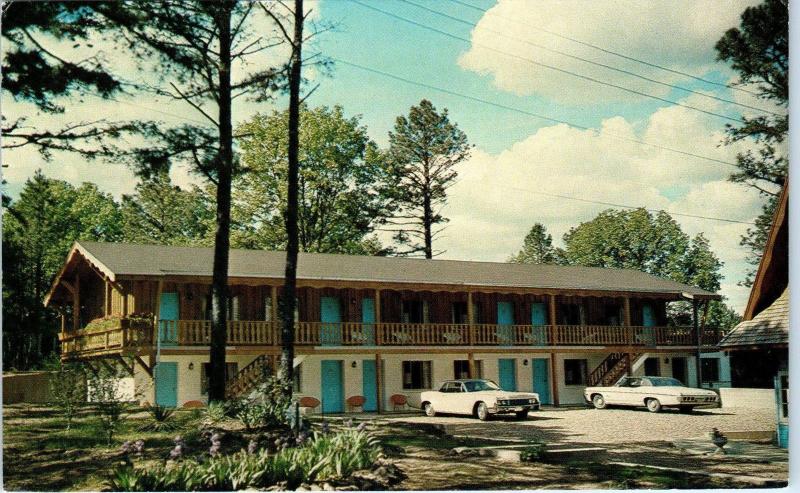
left=472, top=391, right=539, bottom=400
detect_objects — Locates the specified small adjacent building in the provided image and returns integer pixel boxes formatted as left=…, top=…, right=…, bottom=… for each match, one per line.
left=46, top=241, right=727, bottom=410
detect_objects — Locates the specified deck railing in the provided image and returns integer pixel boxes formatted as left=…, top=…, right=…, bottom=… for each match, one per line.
left=61, top=319, right=721, bottom=357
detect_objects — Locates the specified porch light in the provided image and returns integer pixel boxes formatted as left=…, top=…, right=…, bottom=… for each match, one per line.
left=351, top=361, right=357, bottom=368
left=664, top=358, right=670, bottom=364
left=522, top=359, right=529, bottom=366
left=188, top=362, right=195, bottom=370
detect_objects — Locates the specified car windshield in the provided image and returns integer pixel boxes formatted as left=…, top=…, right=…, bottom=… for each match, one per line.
left=463, top=380, right=501, bottom=392
left=646, top=377, right=684, bottom=387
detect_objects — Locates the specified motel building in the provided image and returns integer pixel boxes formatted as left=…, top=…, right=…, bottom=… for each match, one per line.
left=46, top=241, right=731, bottom=412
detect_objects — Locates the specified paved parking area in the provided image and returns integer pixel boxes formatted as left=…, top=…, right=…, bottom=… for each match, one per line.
left=382, top=406, right=776, bottom=445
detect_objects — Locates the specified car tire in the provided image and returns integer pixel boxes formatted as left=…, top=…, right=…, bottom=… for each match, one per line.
left=646, top=398, right=662, bottom=413
left=678, top=406, right=695, bottom=414
left=515, top=410, right=529, bottom=420
left=476, top=402, right=490, bottom=421
left=424, top=402, right=436, bottom=417
left=592, top=394, right=607, bottom=409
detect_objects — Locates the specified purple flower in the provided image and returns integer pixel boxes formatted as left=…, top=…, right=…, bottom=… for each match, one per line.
left=169, top=444, right=184, bottom=460
left=133, top=439, right=145, bottom=455
left=247, top=440, right=258, bottom=454
left=357, top=422, right=367, bottom=432
left=295, top=431, right=309, bottom=446
left=344, top=418, right=354, bottom=428
left=321, top=421, right=330, bottom=434
left=120, top=441, right=133, bottom=454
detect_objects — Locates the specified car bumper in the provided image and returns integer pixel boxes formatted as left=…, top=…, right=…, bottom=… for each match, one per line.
left=491, top=403, right=540, bottom=414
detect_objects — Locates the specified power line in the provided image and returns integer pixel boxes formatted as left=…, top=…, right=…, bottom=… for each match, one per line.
left=506, top=186, right=756, bottom=225
left=350, top=0, right=746, bottom=125
left=331, top=57, right=739, bottom=169
left=400, top=0, right=780, bottom=117
left=448, top=0, right=763, bottom=98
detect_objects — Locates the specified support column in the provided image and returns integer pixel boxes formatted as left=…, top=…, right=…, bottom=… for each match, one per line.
left=693, top=299, right=702, bottom=387
left=548, top=294, right=557, bottom=344
left=375, top=352, right=383, bottom=414
left=73, top=275, right=80, bottom=331
left=623, top=297, right=631, bottom=326
left=375, top=289, right=382, bottom=345
left=468, top=351, right=476, bottom=379
left=550, top=352, right=559, bottom=406
left=467, top=291, right=475, bottom=347
left=271, top=285, right=278, bottom=344
left=121, top=283, right=129, bottom=317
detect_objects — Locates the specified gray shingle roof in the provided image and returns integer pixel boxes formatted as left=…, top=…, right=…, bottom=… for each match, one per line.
left=73, top=241, right=718, bottom=298
left=720, top=288, right=789, bottom=347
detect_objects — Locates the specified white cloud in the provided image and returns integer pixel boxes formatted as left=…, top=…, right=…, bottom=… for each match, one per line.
left=458, top=0, right=760, bottom=104
left=437, top=100, right=763, bottom=313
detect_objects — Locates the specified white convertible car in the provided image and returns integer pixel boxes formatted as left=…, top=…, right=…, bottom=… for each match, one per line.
left=584, top=376, right=719, bottom=413
left=420, top=379, right=540, bottom=420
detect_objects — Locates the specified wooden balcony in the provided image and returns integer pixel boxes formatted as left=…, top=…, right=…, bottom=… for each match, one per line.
left=61, top=318, right=723, bottom=359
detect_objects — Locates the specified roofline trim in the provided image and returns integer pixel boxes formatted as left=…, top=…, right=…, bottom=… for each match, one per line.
left=43, top=242, right=120, bottom=306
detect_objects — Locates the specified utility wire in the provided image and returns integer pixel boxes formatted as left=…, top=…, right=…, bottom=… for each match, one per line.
left=507, top=186, right=756, bottom=225
left=447, top=0, right=763, bottom=98
left=351, top=0, right=745, bottom=125
left=331, top=57, right=739, bottom=169
left=400, top=0, right=780, bottom=117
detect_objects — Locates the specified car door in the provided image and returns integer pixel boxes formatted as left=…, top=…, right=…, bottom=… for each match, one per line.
left=436, top=382, right=455, bottom=413
left=454, top=382, right=472, bottom=415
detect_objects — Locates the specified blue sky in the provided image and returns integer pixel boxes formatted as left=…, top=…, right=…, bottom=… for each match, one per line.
left=3, top=0, right=781, bottom=312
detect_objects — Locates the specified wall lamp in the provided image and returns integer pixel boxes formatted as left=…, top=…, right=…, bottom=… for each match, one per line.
left=188, top=362, right=195, bottom=370
left=351, top=361, right=357, bottom=369
left=522, top=359, right=529, bottom=366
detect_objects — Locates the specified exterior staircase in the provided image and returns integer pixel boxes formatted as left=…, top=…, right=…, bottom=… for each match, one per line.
left=225, top=354, right=275, bottom=399
left=587, top=352, right=646, bottom=387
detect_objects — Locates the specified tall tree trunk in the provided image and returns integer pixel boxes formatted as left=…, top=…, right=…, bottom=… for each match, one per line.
left=279, top=0, right=304, bottom=397
left=208, top=2, right=234, bottom=403
left=422, top=171, right=433, bottom=259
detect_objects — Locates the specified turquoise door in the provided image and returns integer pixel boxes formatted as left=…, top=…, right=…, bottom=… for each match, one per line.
left=361, top=299, right=376, bottom=345
left=154, top=362, right=178, bottom=407
left=642, top=304, right=656, bottom=345
left=159, top=293, right=179, bottom=346
left=533, top=359, right=551, bottom=405
left=321, top=360, right=344, bottom=413
left=530, top=303, right=548, bottom=346
left=498, top=358, right=517, bottom=391
left=320, top=297, right=342, bottom=345
left=362, top=359, right=377, bottom=412
left=497, top=302, right=514, bottom=344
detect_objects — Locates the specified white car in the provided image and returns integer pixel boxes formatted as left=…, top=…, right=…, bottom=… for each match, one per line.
left=420, top=379, right=540, bottom=421
left=584, top=376, right=719, bottom=413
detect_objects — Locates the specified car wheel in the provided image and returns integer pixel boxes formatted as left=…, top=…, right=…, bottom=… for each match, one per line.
left=678, top=406, right=695, bottom=414
left=424, top=402, right=436, bottom=417
left=476, top=402, right=490, bottom=421
left=592, top=394, right=607, bottom=409
left=515, top=410, right=529, bottom=420
left=646, top=398, right=662, bottom=413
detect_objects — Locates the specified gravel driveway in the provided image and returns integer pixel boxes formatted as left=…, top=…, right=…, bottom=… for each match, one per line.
left=383, top=407, right=776, bottom=444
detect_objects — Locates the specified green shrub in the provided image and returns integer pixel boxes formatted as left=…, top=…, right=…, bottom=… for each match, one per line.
left=139, top=405, right=179, bottom=432
left=519, top=441, right=547, bottom=462
left=108, top=426, right=381, bottom=491
left=201, top=401, right=228, bottom=427
left=49, top=362, right=86, bottom=430
left=86, top=367, right=129, bottom=446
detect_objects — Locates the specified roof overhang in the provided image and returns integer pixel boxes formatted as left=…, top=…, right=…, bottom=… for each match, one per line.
left=43, top=242, right=118, bottom=307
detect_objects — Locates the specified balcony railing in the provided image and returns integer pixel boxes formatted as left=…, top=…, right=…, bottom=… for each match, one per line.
left=61, top=318, right=723, bottom=358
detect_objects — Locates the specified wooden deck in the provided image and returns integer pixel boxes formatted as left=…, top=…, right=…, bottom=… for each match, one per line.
left=60, top=319, right=723, bottom=358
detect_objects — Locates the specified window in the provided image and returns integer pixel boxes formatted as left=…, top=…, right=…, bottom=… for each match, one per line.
left=402, top=361, right=432, bottom=389
left=293, top=364, right=302, bottom=392
left=401, top=300, right=428, bottom=323
left=201, top=363, right=239, bottom=395
left=701, top=358, right=720, bottom=383
left=564, top=359, right=587, bottom=385
left=452, top=302, right=469, bottom=324
left=644, top=358, right=660, bottom=376
left=559, top=304, right=583, bottom=325
left=454, top=360, right=483, bottom=379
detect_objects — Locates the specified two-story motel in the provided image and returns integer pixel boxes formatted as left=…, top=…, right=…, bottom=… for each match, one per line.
left=46, top=241, right=728, bottom=412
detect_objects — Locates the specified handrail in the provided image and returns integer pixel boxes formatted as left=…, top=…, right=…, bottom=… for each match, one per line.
left=61, top=319, right=715, bottom=357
